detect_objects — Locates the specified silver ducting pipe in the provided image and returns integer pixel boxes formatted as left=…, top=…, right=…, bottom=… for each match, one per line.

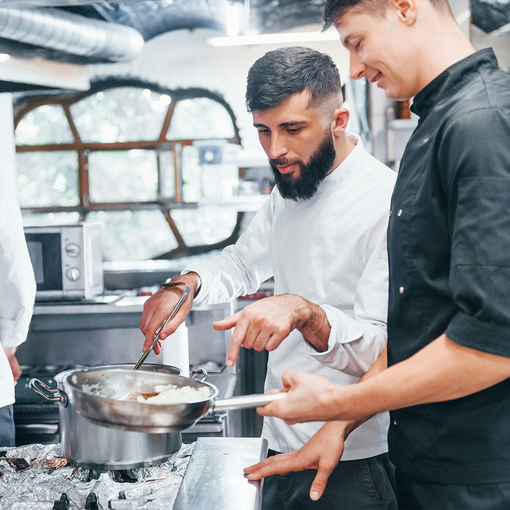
left=0, top=7, right=144, bottom=62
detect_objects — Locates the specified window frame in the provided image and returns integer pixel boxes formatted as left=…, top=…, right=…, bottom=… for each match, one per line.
left=14, top=78, right=245, bottom=259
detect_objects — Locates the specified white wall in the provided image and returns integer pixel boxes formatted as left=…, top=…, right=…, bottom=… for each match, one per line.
left=0, top=94, right=16, bottom=191
left=88, top=26, right=351, bottom=153
left=472, top=25, right=510, bottom=71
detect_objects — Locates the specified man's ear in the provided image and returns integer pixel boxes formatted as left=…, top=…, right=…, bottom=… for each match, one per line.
left=389, top=0, right=417, bottom=26
left=332, top=107, right=350, bottom=137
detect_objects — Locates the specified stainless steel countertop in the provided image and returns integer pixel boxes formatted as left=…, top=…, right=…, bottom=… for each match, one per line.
left=173, top=437, right=267, bottom=510
left=33, top=295, right=232, bottom=315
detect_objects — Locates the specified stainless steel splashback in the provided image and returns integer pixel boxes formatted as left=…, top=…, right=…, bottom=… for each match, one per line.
left=17, top=298, right=234, bottom=370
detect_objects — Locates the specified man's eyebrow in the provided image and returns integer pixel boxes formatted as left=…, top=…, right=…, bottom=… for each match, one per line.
left=253, top=121, right=308, bottom=128
left=280, top=121, right=307, bottom=128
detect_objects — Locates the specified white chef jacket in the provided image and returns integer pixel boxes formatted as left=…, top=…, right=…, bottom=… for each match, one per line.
left=185, top=135, right=396, bottom=460
left=0, top=172, right=36, bottom=409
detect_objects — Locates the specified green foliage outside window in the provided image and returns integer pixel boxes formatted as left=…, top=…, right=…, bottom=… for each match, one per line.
left=70, top=88, right=170, bottom=143
left=16, top=151, right=79, bottom=207
left=89, top=150, right=158, bottom=203
left=16, top=105, right=74, bottom=145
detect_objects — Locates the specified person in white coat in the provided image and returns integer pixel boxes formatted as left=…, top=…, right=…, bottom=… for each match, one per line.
left=140, top=47, right=397, bottom=509
left=0, top=162, right=36, bottom=447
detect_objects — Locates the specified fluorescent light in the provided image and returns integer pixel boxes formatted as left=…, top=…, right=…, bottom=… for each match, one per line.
left=0, top=54, right=10, bottom=62
left=208, top=30, right=339, bottom=47
left=227, top=3, right=240, bottom=37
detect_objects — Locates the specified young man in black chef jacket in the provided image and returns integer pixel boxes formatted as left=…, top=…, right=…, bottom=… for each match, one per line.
left=253, top=1, right=510, bottom=509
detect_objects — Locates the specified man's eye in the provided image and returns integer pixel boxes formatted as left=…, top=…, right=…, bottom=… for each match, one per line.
left=258, top=129, right=269, bottom=135
left=287, top=128, right=302, bottom=134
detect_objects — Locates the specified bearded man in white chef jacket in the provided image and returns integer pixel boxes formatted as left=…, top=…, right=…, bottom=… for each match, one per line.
left=0, top=162, right=36, bottom=447
left=140, top=46, right=397, bottom=509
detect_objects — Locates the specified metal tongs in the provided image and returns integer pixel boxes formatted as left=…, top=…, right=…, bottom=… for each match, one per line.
left=134, top=283, right=191, bottom=370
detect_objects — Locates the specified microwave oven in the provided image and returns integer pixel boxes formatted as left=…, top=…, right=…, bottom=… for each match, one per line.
left=24, top=222, right=104, bottom=301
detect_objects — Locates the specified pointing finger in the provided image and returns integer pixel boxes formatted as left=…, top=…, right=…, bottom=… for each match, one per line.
left=213, top=311, right=241, bottom=331
left=225, top=317, right=249, bottom=367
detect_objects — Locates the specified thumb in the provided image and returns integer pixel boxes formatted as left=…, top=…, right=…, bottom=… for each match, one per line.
left=213, top=311, right=241, bottom=331
left=309, top=465, right=334, bottom=502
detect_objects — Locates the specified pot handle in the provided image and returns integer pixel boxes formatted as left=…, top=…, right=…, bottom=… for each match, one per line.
left=212, top=392, right=286, bottom=412
left=29, top=378, right=68, bottom=406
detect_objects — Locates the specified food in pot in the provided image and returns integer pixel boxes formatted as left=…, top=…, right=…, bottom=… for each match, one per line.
left=80, top=381, right=117, bottom=399
left=135, top=384, right=212, bottom=404
left=77, top=374, right=212, bottom=404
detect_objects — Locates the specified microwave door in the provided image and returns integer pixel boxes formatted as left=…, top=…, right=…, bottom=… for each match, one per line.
left=25, top=232, right=64, bottom=301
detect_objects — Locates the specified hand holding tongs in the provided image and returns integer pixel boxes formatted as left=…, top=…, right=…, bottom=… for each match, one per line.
left=134, top=283, right=191, bottom=370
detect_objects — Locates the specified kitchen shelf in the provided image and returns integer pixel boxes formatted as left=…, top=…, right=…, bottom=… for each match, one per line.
left=198, top=194, right=270, bottom=212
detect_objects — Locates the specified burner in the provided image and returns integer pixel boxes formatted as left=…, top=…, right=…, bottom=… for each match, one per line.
left=85, top=492, right=100, bottom=510
left=110, top=469, right=138, bottom=484
left=52, top=493, right=70, bottom=510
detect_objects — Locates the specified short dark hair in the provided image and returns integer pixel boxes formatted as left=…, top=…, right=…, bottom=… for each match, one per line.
left=245, top=46, right=342, bottom=113
left=323, top=0, right=453, bottom=30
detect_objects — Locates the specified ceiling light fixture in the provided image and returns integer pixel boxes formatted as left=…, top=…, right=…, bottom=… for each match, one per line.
left=208, top=29, right=339, bottom=47
left=227, top=2, right=241, bottom=37
left=0, top=53, right=10, bottom=62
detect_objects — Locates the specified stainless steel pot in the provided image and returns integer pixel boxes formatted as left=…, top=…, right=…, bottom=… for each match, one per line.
left=30, top=363, right=183, bottom=470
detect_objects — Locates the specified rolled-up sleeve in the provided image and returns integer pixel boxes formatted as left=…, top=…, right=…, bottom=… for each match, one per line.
left=439, top=108, right=510, bottom=357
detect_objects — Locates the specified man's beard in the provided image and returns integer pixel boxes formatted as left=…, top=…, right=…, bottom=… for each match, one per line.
left=270, top=130, right=336, bottom=201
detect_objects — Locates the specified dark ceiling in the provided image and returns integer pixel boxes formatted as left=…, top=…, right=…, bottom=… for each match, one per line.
left=0, top=0, right=507, bottom=67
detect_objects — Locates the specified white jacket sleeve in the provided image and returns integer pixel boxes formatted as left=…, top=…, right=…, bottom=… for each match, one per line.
left=0, top=175, right=36, bottom=348
left=304, top=210, right=389, bottom=377
left=183, top=195, right=275, bottom=306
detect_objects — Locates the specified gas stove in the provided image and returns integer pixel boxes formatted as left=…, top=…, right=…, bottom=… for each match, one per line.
left=0, top=438, right=266, bottom=510
left=0, top=442, right=194, bottom=509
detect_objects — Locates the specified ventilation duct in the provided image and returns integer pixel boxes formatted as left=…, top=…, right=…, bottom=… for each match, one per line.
left=0, top=7, right=144, bottom=62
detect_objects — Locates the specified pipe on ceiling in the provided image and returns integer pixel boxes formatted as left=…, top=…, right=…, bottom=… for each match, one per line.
left=0, top=6, right=144, bottom=62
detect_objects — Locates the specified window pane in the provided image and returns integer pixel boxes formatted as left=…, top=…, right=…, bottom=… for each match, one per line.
left=181, top=145, right=239, bottom=202
left=89, top=150, right=158, bottom=203
left=182, top=145, right=201, bottom=202
left=70, top=88, right=170, bottom=143
left=16, top=151, right=79, bottom=207
left=22, top=212, right=81, bottom=226
left=172, top=207, right=238, bottom=246
left=15, top=105, right=74, bottom=145
left=158, top=146, right=175, bottom=199
left=87, top=210, right=178, bottom=261
left=167, top=98, right=235, bottom=139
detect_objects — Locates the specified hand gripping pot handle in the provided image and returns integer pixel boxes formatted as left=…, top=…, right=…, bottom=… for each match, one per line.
left=30, top=378, right=68, bottom=407
left=211, top=392, right=286, bottom=413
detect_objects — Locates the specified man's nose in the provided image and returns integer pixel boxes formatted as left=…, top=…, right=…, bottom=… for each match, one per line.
left=349, top=54, right=366, bottom=80
left=268, top=134, right=288, bottom=160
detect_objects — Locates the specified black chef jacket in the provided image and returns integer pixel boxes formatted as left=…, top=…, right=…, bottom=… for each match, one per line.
left=387, top=48, right=510, bottom=484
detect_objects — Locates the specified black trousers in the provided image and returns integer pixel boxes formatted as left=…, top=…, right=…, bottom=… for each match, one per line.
left=396, top=468, right=510, bottom=510
left=262, top=451, right=397, bottom=510
left=0, top=405, right=15, bottom=447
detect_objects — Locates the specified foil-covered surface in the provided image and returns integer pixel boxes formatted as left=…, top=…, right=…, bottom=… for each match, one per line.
left=0, top=442, right=194, bottom=509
